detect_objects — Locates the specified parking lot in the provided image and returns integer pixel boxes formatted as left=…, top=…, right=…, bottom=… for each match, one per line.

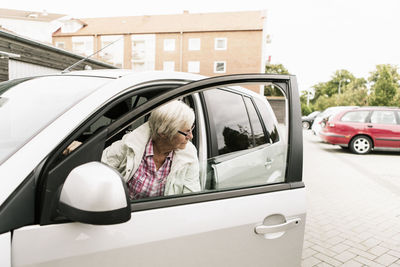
left=302, top=130, right=400, bottom=266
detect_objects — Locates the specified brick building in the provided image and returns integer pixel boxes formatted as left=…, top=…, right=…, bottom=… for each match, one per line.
left=52, top=10, right=268, bottom=92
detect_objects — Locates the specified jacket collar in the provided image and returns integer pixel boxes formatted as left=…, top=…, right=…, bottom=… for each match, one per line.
left=125, top=122, right=198, bottom=172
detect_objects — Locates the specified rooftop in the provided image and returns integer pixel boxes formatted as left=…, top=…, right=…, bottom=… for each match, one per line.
left=0, top=8, right=66, bottom=22
left=53, top=10, right=266, bottom=36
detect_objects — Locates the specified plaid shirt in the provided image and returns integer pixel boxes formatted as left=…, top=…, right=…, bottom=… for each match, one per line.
left=127, top=140, right=174, bottom=200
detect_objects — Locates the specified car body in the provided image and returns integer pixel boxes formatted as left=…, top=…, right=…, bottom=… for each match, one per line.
left=0, top=70, right=305, bottom=267
left=320, top=106, right=400, bottom=154
left=302, top=110, right=320, bottom=129
left=311, top=106, right=358, bottom=137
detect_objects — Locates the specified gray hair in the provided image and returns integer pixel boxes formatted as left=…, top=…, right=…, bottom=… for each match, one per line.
left=148, top=100, right=195, bottom=140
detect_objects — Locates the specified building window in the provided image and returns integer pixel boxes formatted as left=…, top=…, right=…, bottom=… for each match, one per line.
left=215, top=38, right=227, bottom=50
left=132, top=40, right=146, bottom=60
left=72, top=36, right=93, bottom=57
left=61, top=20, right=84, bottom=33
left=100, top=35, right=123, bottom=68
left=163, top=61, right=175, bottom=71
left=133, top=62, right=146, bottom=72
left=55, top=42, right=65, bottom=49
left=188, top=61, right=200, bottom=73
left=214, top=61, right=226, bottom=73
left=188, top=38, right=200, bottom=51
left=164, top=39, right=176, bottom=51
left=131, top=34, right=156, bottom=72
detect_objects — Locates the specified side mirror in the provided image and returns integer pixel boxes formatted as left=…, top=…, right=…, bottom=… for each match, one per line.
left=58, top=162, right=131, bottom=225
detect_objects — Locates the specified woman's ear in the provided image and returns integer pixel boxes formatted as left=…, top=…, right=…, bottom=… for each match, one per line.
left=159, top=133, right=168, bottom=139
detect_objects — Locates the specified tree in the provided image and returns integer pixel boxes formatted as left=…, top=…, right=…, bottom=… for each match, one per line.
left=312, top=69, right=356, bottom=100
left=368, top=64, right=400, bottom=106
left=301, top=102, right=312, bottom=116
left=265, top=63, right=290, bottom=75
left=308, top=69, right=368, bottom=112
left=264, top=64, right=290, bottom=96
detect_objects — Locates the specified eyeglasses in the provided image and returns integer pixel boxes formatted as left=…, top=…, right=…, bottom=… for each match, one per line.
left=178, top=125, right=195, bottom=137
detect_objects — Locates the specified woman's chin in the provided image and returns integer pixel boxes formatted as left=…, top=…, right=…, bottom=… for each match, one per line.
left=178, top=143, right=187, bottom=150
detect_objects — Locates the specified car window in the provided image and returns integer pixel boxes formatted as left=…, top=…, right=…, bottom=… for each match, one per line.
left=253, top=97, right=280, bottom=143
left=203, top=88, right=287, bottom=190
left=79, top=95, right=148, bottom=142
left=203, top=89, right=253, bottom=155
left=243, top=96, right=267, bottom=146
left=341, top=111, right=369, bottom=123
left=370, top=110, right=397, bottom=124
left=60, top=87, right=171, bottom=160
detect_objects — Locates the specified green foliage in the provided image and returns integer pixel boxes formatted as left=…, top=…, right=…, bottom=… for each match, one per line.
left=264, top=84, right=284, bottom=97
left=306, top=70, right=362, bottom=112
left=301, top=103, right=312, bottom=116
left=301, top=65, right=400, bottom=113
left=297, top=64, right=399, bottom=116
left=368, top=64, right=400, bottom=106
left=312, top=69, right=357, bottom=100
left=265, top=64, right=290, bottom=75
left=264, top=64, right=289, bottom=97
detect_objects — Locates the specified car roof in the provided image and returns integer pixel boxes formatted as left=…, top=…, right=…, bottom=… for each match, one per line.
left=352, top=106, right=400, bottom=110
left=334, top=106, right=400, bottom=118
left=60, top=69, right=207, bottom=80
left=58, top=69, right=267, bottom=98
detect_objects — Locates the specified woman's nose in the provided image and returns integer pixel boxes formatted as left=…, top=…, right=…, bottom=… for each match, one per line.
left=187, top=131, right=193, bottom=140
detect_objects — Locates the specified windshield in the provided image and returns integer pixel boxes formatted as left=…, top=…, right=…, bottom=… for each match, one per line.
left=0, top=75, right=111, bottom=164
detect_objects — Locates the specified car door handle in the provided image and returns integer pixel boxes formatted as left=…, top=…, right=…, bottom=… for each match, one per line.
left=264, top=158, right=273, bottom=168
left=367, top=125, right=373, bottom=128
left=255, top=218, right=301, bottom=235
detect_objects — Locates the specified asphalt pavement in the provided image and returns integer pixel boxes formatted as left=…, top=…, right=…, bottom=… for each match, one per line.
left=301, top=130, right=400, bottom=267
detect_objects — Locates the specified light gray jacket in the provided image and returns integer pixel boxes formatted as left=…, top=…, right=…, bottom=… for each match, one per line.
left=101, top=122, right=200, bottom=196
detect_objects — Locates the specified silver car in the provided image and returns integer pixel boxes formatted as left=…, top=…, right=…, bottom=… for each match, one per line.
left=0, top=70, right=305, bottom=267
left=311, top=106, right=358, bottom=137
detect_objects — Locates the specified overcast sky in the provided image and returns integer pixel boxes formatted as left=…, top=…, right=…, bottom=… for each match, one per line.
left=3, top=0, right=400, bottom=92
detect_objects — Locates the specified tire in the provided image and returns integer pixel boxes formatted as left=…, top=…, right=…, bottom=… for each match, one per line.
left=349, top=136, right=372, bottom=154
left=302, top=121, right=311, bottom=129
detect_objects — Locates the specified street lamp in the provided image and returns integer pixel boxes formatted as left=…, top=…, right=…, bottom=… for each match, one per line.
left=338, top=78, right=350, bottom=94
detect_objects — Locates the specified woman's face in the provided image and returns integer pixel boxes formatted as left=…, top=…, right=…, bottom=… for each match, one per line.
left=169, top=124, right=194, bottom=150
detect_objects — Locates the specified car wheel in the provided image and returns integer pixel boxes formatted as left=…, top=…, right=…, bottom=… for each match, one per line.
left=302, top=121, right=310, bottom=129
left=350, top=136, right=372, bottom=154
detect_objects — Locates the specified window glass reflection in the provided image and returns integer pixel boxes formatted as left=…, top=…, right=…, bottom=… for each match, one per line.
left=204, top=89, right=252, bottom=155
left=243, top=97, right=266, bottom=146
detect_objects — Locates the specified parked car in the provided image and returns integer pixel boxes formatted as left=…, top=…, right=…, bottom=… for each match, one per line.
left=320, top=106, right=400, bottom=154
left=0, top=70, right=305, bottom=267
left=302, top=110, right=320, bottom=129
left=311, top=106, right=358, bottom=137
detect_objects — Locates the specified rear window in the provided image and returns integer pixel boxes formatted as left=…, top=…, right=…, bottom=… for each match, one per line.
left=341, top=111, right=369, bottom=123
left=370, top=110, right=397, bottom=124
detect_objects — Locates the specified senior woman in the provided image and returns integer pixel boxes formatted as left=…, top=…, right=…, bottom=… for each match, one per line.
left=101, top=100, right=200, bottom=200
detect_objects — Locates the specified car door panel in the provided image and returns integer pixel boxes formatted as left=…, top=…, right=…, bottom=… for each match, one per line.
left=211, top=142, right=285, bottom=189
left=12, top=189, right=305, bottom=267
left=367, top=111, right=400, bottom=148
left=0, top=232, right=11, bottom=267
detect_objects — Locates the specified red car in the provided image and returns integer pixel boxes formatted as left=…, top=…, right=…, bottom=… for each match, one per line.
left=320, top=107, right=400, bottom=154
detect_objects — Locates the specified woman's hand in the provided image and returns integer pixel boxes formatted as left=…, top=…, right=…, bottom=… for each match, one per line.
left=62, top=140, right=82, bottom=155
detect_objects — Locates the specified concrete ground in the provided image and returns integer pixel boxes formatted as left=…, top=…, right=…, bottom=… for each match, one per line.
left=301, top=130, right=400, bottom=267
